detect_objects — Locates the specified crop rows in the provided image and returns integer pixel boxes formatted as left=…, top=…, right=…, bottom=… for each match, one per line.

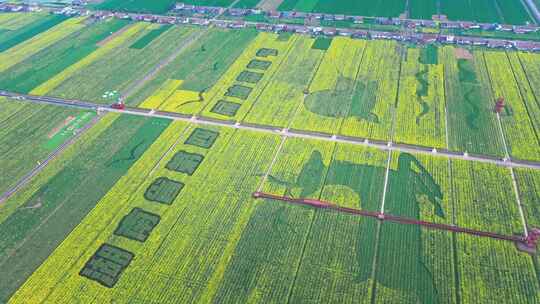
left=2, top=17, right=539, bottom=161
left=290, top=37, right=366, bottom=134
left=483, top=51, right=540, bottom=161
left=131, top=27, right=258, bottom=114
left=0, top=98, right=83, bottom=194
left=10, top=123, right=280, bottom=303
left=0, top=18, right=129, bottom=94
left=200, top=32, right=298, bottom=120
left=0, top=111, right=171, bottom=302
left=339, top=40, right=401, bottom=141
left=440, top=46, right=505, bottom=157
left=394, top=47, right=446, bottom=148
left=0, top=17, right=86, bottom=74
left=278, top=0, right=532, bottom=24
left=45, top=23, right=194, bottom=103
left=243, top=35, right=325, bottom=127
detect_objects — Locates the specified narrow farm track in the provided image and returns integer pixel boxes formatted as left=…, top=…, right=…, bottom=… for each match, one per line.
left=0, top=113, right=102, bottom=205
left=3, top=90, right=540, bottom=171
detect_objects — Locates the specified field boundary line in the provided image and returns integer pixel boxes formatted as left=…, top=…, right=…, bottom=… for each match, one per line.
left=0, top=114, right=102, bottom=205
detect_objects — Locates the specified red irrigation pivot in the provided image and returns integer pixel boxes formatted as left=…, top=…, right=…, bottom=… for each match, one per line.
left=252, top=192, right=540, bottom=254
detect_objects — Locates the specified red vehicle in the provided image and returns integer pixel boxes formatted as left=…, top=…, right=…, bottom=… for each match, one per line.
left=111, top=101, right=125, bottom=110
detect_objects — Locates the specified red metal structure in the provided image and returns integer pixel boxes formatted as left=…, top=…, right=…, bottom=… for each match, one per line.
left=253, top=192, right=539, bottom=253
left=494, top=97, right=505, bottom=113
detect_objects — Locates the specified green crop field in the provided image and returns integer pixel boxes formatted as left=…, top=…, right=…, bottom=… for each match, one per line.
left=0, top=18, right=129, bottom=94
left=0, top=98, right=89, bottom=195
left=278, top=0, right=533, bottom=24
left=279, top=0, right=406, bottom=18
left=0, top=112, right=170, bottom=302
left=0, top=11, right=540, bottom=304
left=0, top=14, right=68, bottom=52
left=94, top=0, right=178, bottom=14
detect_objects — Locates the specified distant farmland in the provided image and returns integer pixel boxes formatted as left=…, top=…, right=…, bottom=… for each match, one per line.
left=1, top=12, right=540, bottom=304
left=279, top=0, right=535, bottom=24
left=278, top=0, right=407, bottom=18
left=94, top=0, right=178, bottom=14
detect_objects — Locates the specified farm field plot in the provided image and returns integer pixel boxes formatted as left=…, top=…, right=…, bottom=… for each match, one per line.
left=0, top=113, right=170, bottom=302
left=278, top=0, right=406, bottom=18
left=0, top=13, right=68, bottom=53
left=515, top=168, right=540, bottom=227
left=440, top=0, right=533, bottom=24
left=182, top=0, right=237, bottom=6
left=199, top=32, right=299, bottom=120
left=94, top=0, right=179, bottom=14
left=242, top=35, right=325, bottom=127
left=0, top=16, right=87, bottom=74
left=9, top=125, right=282, bottom=303
left=373, top=152, right=456, bottom=303
left=131, top=27, right=258, bottom=113
left=0, top=98, right=91, bottom=195
left=3, top=12, right=540, bottom=304
left=483, top=51, right=540, bottom=161
left=451, top=159, right=523, bottom=235
left=408, top=0, right=437, bottom=20
left=0, top=18, right=129, bottom=94
left=289, top=37, right=366, bottom=135
left=232, top=0, right=262, bottom=8
left=449, top=158, right=537, bottom=303
left=277, top=0, right=532, bottom=24
left=440, top=46, right=505, bottom=157
left=43, top=23, right=197, bottom=104
left=338, top=39, right=401, bottom=141
left=394, top=46, right=446, bottom=148
left=0, top=13, right=43, bottom=30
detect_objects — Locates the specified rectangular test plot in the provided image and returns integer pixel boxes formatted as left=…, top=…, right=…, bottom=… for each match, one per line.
left=79, top=244, right=134, bottom=288
left=184, top=128, right=219, bottom=149
left=114, top=208, right=160, bottom=242
left=166, top=151, right=204, bottom=175
left=210, top=100, right=242, bottom=117
left=144, top=177, right=184, bottom=205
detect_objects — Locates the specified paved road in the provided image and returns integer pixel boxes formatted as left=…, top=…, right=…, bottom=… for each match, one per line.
left=2, top=90, right=540, bottom=171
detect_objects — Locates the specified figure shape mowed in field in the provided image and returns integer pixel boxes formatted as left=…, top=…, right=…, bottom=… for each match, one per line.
left=268, top=151, right=445, bottom=303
